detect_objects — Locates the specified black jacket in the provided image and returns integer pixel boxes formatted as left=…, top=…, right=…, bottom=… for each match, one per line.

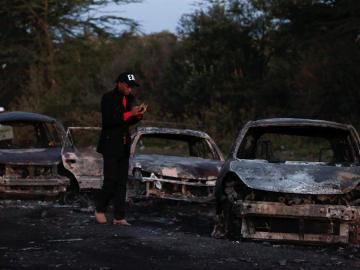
left=97, top=89, right=140, bottom=157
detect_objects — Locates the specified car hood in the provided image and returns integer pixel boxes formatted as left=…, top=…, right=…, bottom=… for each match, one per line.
left=230, top=159, right=360, bottom=195
left=133, top=154, right=223, bottom=180
left=0, top=148, right=62, bottom=165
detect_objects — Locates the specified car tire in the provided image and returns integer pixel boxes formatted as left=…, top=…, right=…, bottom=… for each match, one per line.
left=212, top=175, right=242, bottom=239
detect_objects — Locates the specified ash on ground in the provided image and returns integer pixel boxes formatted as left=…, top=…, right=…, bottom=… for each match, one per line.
left=0, top=198, right=359, bottom=270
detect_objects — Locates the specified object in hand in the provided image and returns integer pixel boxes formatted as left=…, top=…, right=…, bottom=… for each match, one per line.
left=139, top=103, right=148, bottom=113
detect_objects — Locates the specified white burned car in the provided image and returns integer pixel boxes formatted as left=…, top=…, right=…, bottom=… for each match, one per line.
left=213, top=118, right=360, bottom=244
left=62, top=126, right=224, bottom=202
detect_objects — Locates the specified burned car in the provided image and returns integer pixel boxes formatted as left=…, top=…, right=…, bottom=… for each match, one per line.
left=128, top=127, right=224, bottom=202
left=62, top=126, right=224, bottom=202
left=0, top=112, right=69, bottom=198
left=213, top=118, right=360, bottom=244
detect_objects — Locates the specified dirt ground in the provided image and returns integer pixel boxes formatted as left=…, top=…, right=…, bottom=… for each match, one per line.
left=0, top=196, right=359, bottom=270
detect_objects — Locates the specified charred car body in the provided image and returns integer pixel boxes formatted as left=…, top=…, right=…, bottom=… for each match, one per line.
left=128, top=127, right=224, bottom=202
left=0, top=112, right=69, bottom=198
left=213, top=118, right=360, bottom=244
left=62, top=126, right=224, bottom=202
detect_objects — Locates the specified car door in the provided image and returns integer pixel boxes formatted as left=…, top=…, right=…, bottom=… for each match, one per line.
left=61, top=127, right=103, bottom=190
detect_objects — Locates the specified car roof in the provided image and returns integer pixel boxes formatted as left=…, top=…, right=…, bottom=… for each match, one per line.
left=246, top=118, right=351, bottom=130
left=0, top=111, right=57, bottom=123
left=134, top=126, right=210, bottom=139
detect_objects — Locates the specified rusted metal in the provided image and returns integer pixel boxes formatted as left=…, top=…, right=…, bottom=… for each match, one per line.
left=233, top=200, right=360, bottom=244
left=0, top=178, right=68, bottom=198
left=129, top=171, right=216, bottom=203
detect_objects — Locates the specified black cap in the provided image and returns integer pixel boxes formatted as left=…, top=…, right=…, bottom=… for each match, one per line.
left=115, top=72, right=140, bottom=87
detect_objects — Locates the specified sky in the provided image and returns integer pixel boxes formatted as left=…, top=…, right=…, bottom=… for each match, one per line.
left=101, top=0, right=202, bottom=34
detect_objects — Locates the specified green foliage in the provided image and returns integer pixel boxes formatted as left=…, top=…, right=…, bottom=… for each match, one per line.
left=1, top=0, right=360, bottom=155
left=0, top=0, right=140, bottom=114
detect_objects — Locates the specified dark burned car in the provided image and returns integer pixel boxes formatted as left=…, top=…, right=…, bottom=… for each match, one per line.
left=213, top=118, right=360, bottom=244
left=0, top=112, right=69, bottom=198
left=62, top=126, right=224, bottom=202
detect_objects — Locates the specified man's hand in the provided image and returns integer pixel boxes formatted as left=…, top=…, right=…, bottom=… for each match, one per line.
left=130, top=103, right=148, bottom=119
left=130, top=106, right=142, bottom=117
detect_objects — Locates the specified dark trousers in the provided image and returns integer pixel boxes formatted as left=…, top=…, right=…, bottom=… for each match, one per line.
left=96, top=155, right=129, bottom=219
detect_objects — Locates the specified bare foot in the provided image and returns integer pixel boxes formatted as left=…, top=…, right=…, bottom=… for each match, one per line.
left=113, top=219, right=131, bottom=226
left=95, top=211, right=107, bottom=224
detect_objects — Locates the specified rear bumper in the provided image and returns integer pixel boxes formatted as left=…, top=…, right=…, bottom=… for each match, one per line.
left=233, top=200, right=360, bottom=244
left=0, top=177, right=69, bottom=198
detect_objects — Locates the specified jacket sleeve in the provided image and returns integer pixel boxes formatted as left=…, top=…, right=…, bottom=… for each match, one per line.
left=127, top=114, right=142, bottom=126
left=101, top=94, right=125, bottom=129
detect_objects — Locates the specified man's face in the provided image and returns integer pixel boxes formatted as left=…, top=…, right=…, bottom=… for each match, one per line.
left=117, top=82, right=131, bottom=95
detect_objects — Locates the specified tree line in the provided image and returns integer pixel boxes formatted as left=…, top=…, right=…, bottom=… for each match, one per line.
left=1, top=0, right=359, bottom=153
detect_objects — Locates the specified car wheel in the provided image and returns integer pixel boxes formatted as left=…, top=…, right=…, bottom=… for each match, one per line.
left=212, top=176, right=242, bottom=239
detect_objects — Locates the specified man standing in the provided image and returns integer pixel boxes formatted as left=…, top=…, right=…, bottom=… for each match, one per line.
left=95, top=72, right=146, bottom=225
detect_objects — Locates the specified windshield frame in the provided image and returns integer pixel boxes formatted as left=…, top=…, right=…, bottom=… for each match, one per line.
left=235, top=125, right=360, bottom=165
left=0, top=121, right=62, bottom=149
left=132, top=133, right=221, bottom=160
